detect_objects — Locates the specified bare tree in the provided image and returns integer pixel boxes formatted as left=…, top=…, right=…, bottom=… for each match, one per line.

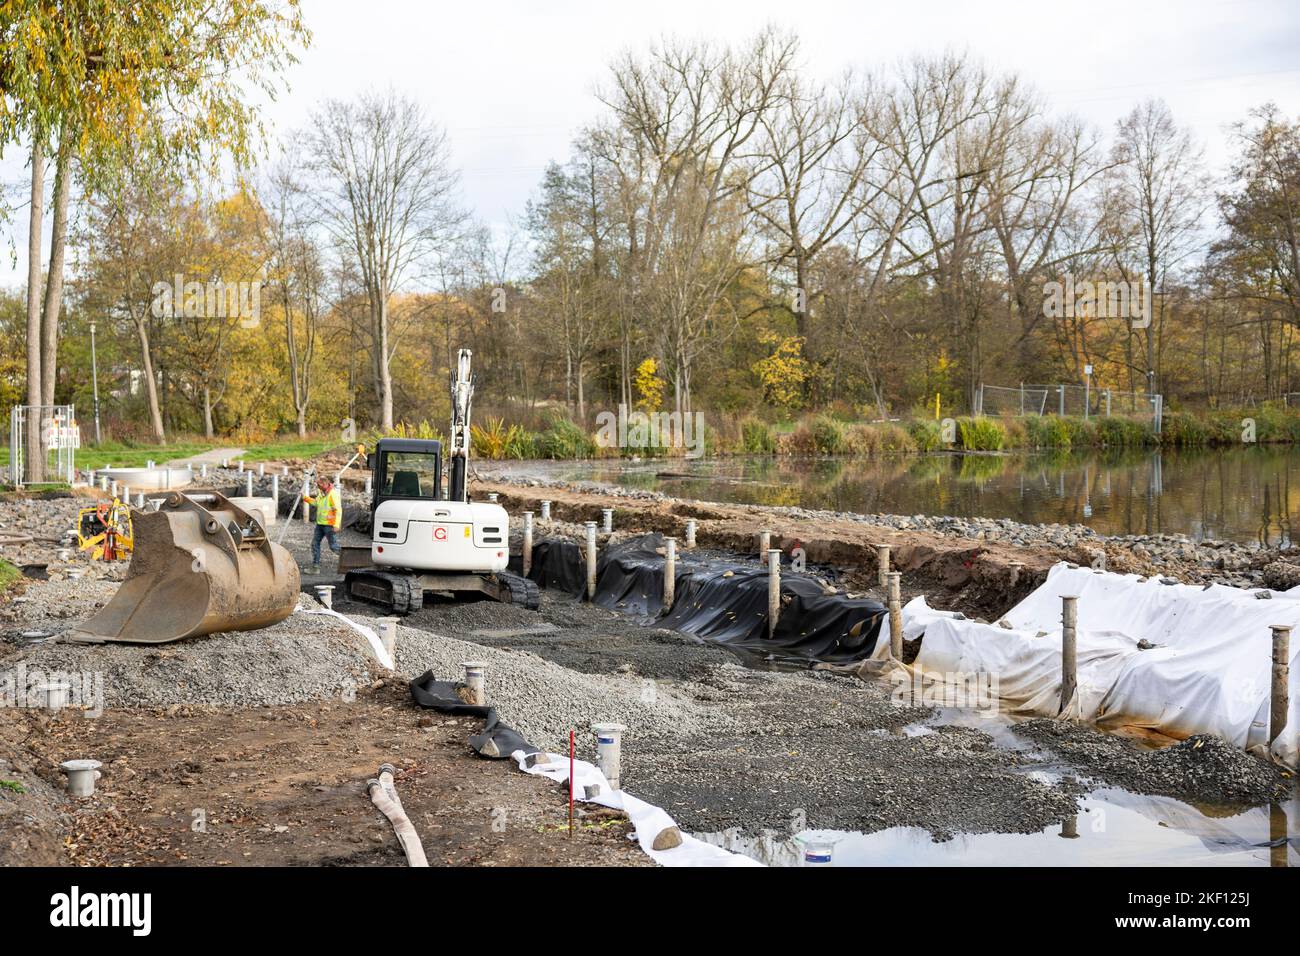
left=1110, top=99, right=1209, bottom=394
left=261, top=153, right=326, bottom=436
left=746, top=69, right=886, bottom=357
left=306, top=90, right=464, bottom=429
left=593, top=29, right=798, bottom=412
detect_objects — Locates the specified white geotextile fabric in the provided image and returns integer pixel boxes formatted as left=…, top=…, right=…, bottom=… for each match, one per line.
left=900, top=564, right=1299, bottom=766
left=298, top=605, right=395, bottom=670
left=511, top=750, right=761, bottom=867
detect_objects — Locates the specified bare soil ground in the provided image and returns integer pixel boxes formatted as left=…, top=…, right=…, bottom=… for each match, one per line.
left=0, top=678, right=644, bottom=867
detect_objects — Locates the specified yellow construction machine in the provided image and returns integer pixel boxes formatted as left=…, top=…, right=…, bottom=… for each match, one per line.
left=76, top=498, right=134, bottom=561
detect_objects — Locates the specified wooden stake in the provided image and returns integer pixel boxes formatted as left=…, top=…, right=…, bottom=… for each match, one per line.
left=887, top=571, right=903, bottom=658
left=767, top=549, right=781, bottom=638
left=522, top=511, right=533, bottom=577
left=663, top=537, right=677, bottom=609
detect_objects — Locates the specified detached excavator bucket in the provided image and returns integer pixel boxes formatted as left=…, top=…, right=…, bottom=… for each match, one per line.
left=66, top=491, right=301, bottom=645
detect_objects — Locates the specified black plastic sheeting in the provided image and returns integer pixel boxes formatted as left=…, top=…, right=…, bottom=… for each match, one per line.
left=409, top=671, right=539, bottom=760
left=521, top=533, right=886, bottom=665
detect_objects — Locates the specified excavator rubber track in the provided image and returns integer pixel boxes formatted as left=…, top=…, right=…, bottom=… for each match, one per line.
left=343, top=568, right=539, bottom=614
left=498, top=571, right=541, bottom=610
left=343, top=570, right=424, bottom=614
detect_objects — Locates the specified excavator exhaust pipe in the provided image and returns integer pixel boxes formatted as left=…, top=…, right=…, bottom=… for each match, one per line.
left=66, top=491, right=300, bottom=645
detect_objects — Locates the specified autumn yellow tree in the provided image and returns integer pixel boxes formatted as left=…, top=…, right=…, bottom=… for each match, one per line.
left=1, top=1, right=309, bottom=466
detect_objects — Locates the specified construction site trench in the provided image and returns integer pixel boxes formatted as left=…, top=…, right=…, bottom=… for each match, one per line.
left=1, top=461, right=1296, bottom=867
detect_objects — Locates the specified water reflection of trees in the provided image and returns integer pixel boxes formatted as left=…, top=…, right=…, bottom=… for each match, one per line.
left=605, top=448, right=1300, bottom=544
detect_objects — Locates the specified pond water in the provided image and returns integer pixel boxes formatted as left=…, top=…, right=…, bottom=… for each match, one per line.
left=511, top=445, right=1300, bottom=547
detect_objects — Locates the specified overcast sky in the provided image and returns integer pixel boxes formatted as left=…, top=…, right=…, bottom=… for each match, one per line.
left=4, top=0, right=1300, bottom=287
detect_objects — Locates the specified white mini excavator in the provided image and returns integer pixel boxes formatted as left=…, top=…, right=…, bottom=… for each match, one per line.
left=340, top=349, right=540, bottom=613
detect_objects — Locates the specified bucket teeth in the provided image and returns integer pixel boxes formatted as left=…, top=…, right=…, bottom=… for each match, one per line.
left=66, top=491, right=301, bottom=645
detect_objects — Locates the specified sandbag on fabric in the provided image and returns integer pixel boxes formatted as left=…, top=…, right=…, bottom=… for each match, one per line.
left=409, top=670, right=538, bottom=759
left=510, top=749, right=761, bottom=867
left=908, top=563, right=1300, bottom=766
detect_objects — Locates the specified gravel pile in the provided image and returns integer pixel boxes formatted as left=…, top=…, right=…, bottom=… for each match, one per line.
left=3, top=593, right=377, bottom=709
left=1013, top=718, right=1290, bottom=805
left=390, top=617, right=736, bottom=753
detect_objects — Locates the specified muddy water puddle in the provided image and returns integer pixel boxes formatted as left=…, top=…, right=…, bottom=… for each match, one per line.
left=699, top=697, right=1299, bottom=866
left=697, top=790, right=1298, bottom=866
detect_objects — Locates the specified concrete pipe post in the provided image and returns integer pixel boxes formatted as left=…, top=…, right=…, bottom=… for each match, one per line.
left=759, top=529, right=771, bottom=561
left=1060, top=595, right=1079, bottom=716
left=258, top=462, right=265, bottom=477
left=237, top=460, right=244, bottom=473
left=200, top=463, right=208, bottom=478
left=522, top=512, right=534, bottom=577
left=876, top=545, right=891, bottom=588
left=121, top=485, right=129, bottom=502
left=540, top=500, right=551, bottom=521
left=109, top=480, right=117, bottom=498
left=887, top=571, right=903, bottom=659
left=283, top=465, right=290, bottom=477
left=99, top=475, right=108, bottom=491
left=585, top=521, right=598, bottom=600
left=663, top=536, right=677, bottom=609
left=245, top=471, right=254, bottom=497
left=135, top=493, right=145, bottom=509
left=164, top=469, right=171, bottom=490
left=602, top=508, right=614, bottom=533
left=487, top=492, right=498, bottom=503
left=87, top=469, right=95, bottom=487
left=592, top=723, right=626, bottom=790
left=314, top=585, right=334, bottom=610
left=36, top=681, right=71, bottom=709
left=685, top=519, right=697, bottom=549
left=61, top=759, right=102, bottom=798
left=222, top=458, right=229, bottom=469
left=1270, top=625, right=1291, bottom=748
left=365, top=475, right=373, bottom=496
left=461, top=661, right=487, bottom=706
left=271, top=473, right=279, bottom=505
left=767, top=549, right=782, bottom=639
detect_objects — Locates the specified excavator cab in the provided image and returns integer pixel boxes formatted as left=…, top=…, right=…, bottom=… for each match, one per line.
left=370, top=439, right=443, bottom=504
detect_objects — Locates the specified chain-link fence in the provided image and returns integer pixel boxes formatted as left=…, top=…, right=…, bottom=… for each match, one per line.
left=976, top=384, right=1163, bottom=432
